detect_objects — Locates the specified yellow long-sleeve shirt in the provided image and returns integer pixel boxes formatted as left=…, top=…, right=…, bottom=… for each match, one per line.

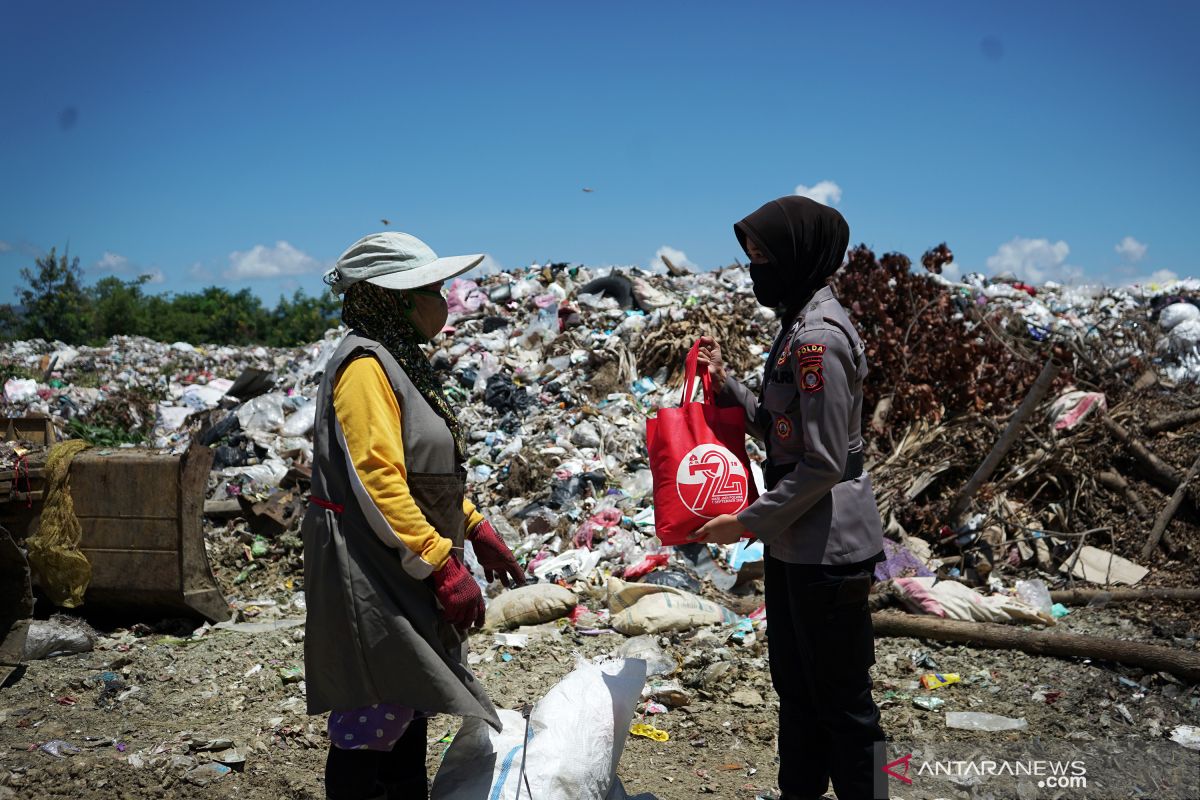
left=333, top=355, right=483, bottom=572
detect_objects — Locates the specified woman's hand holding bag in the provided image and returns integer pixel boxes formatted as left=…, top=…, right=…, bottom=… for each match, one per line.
left=646, top=339, right=759, bottom=545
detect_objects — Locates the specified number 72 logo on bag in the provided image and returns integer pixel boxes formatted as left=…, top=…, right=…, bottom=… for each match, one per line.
left=675, top=443, right=750, bottom=518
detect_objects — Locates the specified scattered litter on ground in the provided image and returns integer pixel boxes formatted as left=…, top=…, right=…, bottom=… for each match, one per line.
left=1, top=260, right=1198, bottom=798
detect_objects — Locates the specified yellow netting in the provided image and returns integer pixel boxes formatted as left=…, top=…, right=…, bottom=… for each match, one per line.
left=26, top=439, right=92, bottom=608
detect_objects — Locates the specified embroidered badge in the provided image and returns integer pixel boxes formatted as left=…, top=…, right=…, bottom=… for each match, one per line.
left=798, top=358, right=824, bottom=393
left=795, top=342, right=826, bottom=359
left=776, top=339, right=793, bottom=367
left=774, top=416, right=793, bottom=440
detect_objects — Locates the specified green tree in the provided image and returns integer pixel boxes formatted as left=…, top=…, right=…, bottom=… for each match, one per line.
left=0, top=304, right=22, bottom=342
left=157, top=287, right=267, bottom=344
left=17, top=247, right=92, bottom=343
left=89, top=274, right=152, bottom=340
left=267, top=289, right=340, bottom=346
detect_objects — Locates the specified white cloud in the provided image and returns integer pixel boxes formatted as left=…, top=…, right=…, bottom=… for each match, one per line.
left=986, top=237, right=1079, bottom=284
left=464, top=253, right=505, bottom=280
left=0, top=240, right=12, bottom=253
left=188, top=262, right=214, bottom=282
left=93, top=251, right=133, bottom=274
left=940, top=261, right=962, bottom=281
left=224, top=241, right=321, bottom=280
left=140, top=269, right=165, bottom=284
left=651, top=245, right=696, bottom=274
left=794, top=180, right=842, bottom=206
left=1115, top=236, right=1147, bottom=263
left=1127, top=269, right=1179, bottom=287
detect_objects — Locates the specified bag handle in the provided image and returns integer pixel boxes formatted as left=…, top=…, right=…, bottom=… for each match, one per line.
left=680, top=339, right=713, bottom=406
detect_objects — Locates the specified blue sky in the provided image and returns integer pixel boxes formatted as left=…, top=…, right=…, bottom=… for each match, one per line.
left=1, top=1, right=1197, bottom=301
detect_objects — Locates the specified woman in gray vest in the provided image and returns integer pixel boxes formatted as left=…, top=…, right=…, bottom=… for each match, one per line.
left=304, top=232, right=524, bottom=800
left=692, top=197, right=887, bottom=800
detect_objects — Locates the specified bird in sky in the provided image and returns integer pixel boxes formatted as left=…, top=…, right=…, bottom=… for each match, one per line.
left=581, top=188, right=594, bottom=193
left=380, top=218, right=390, bottom=226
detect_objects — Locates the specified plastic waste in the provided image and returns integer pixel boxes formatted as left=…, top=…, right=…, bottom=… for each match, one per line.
left=37, top=739, right=81, bottom=758
left=280, top=403, right=315, bottom=437
left=4, top=378, right=38, bottom=403
left=1159, top=302, right=1200, bottom=331
left=629, top=723, right=669, bottom=742
left=1050, top=602, right=1070, bottom=618
left=640, top=570, right=702, bottom=594
left=623, top=553, right=669, bottom=580
left=185, top=762, right=233, bottom=785
left=1170, top=725, right=1200, bottom=751
left=1015, top=579, right=1053, bottom=616
left=22, top=617, right=96, bottom=660
left=641, top=679, right=690, bottom=708
left=945, top=711, right=1028, bottom=731
left=446, top=278, right=486, bottom=315
left=236, top=392, right=287, bottom=433
left=912, top=696, right=945, bottom=711
left=180, top=381, right=229, bottom=410
left=727, top=539, right=765, bottom=571
left=431, top=658, right=646, bottom=800
left=614, top=635, right=676, bottom=677
left=1048, top=390, right=1107, bottom=432
left=920, top=673, right=961, bottom=690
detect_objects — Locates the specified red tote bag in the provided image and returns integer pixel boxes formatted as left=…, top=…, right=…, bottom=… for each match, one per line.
left=646, top=340, right=759, bottom=545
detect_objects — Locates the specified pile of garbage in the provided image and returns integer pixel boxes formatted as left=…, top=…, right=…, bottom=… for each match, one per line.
left=2, top=254, right=1199, bottom=613
left=4, top=254, right=1200, bottom=800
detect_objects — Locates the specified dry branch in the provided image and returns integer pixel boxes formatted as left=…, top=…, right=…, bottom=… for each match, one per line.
left=1049, top=587, right=1200, bottom=605
left=1096, top=470, right=1151, bottom=518
left=1101, top=413, right=1184, bottom=490
left=872, top=611, right=1200, bottom=681
left=1142, top=452, right=1200, bottom=560
left=948, top=355, right=1060, bottom=522
left=1145, top=407, right=1200, bottom=435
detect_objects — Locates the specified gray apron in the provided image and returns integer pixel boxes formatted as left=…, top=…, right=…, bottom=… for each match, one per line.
left=302, top=333, right=500, bottom=730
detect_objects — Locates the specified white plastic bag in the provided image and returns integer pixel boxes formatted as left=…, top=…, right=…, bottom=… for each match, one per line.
left=281, top=403, right=316, bottom=437
left=1159, top=302, right=1200, bottom=332
left=945, top=711, right=1028, bottom=732
left=3, top=378, right=38, bottom=403
left=1014, top=579, right=1053, bottom=616
left=431, top=658, right=647, bottom=800
left=22, top=617, right=96, bottom=660
left=1169, top=319, right=1200, bottom=355
left=236, top=392, right=287, bottom=433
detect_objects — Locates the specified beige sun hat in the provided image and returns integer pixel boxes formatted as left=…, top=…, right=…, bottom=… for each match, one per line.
left=323, top=231, right=484, bottom=295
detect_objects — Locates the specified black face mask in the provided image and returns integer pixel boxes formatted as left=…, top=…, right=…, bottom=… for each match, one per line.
left=749, top=261, right=786, bottom=308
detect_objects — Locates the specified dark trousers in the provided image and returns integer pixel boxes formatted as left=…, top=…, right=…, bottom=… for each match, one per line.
left=765, top=553, right=887, bottom=799
left=325, top=716, right=429, bottom=800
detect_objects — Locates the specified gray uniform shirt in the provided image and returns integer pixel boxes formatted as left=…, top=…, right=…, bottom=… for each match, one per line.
left=720, top=286, right=885, bottom=565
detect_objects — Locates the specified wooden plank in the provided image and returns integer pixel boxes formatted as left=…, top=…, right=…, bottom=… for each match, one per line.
left=81, top=548, right=181, bottom=591
left=69, top=453, right=182, bottom=519
left=77, top=517, right=179, bottom=552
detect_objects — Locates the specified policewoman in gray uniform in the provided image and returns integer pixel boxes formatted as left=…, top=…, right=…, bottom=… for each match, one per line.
left=695, top=196, right=887, bottom=800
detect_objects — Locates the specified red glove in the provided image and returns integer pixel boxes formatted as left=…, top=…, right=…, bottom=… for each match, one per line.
left=430, top=555, right=485, bottom=630
left=469, top=519, right=527, bottom=588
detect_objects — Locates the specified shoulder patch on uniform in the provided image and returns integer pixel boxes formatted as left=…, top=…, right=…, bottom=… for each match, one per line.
left=797, top=357, right=824, bottom=393
left=795, top=342, right=826, bottom=358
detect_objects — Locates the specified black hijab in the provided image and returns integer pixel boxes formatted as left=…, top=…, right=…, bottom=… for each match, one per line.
left=734, top=196, right=850, bottom=318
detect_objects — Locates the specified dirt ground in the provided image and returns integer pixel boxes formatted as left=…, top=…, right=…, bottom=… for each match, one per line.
left=2, top=579, right=1199, bottom=800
